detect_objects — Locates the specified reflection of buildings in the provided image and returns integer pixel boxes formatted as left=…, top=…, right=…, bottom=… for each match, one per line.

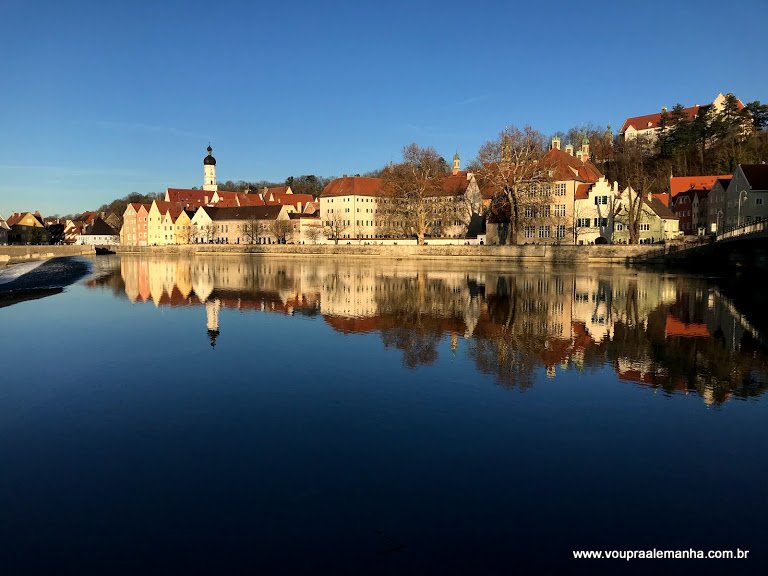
left=91, top=256, right=768, bottom=405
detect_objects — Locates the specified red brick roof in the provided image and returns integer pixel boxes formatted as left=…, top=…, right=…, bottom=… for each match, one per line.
left=669, top=175, right=729, bottom=197
left=438, top=174, right=472, bottom=196
left=321, top=177, right=385, bottom=198
left=621, top=105, right=702, bottom=134
left=575, top=183, right=592, bottom=200
left=665, top=315, right=710, bottom=338
left=6, top=212, right=24, bottom=226
left=542, top=148, right=603, bottom=183
left=272, top=192, right=315, bottom=208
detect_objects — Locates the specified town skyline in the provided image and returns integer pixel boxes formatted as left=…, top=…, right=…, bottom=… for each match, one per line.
left=2, top=0, right=767, bottom=216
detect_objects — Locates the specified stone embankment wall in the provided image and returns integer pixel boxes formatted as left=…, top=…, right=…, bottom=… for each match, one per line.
left=113, top=243, right=664, bottom=264
left=0, top=245, right=96, bottom=266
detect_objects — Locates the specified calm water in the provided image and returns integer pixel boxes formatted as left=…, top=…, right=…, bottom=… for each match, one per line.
left=1, top=255, right=767, bottom=574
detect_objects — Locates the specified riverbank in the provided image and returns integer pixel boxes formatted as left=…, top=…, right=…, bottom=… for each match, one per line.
left=0, top=245, right=95, bottom=266
left=113, top=243, right=665, bottom=264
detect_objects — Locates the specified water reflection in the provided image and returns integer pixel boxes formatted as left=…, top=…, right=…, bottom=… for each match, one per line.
left=87, top=255, right=768, bottom=405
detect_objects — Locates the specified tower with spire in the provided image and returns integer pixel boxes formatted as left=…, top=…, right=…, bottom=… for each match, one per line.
left=203, top=145, right=218, bottom=192
left=452, top=152, right=461, bottom=175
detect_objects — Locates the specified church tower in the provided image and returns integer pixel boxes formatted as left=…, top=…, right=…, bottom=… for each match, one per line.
left=206, top=298, right=221, bottom=348
left=203, top=145, right=218, bottom=192
left=452, top=152, right=461, bottom=175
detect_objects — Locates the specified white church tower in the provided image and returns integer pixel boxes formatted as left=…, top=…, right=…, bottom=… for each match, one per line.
left=203, top=145, right=218, bottom=192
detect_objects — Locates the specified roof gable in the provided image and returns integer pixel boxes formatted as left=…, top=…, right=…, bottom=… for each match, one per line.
left=669, top=175, right=730, bottom=196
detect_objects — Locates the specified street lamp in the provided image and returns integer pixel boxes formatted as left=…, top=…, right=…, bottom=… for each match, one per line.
left=737, top=190, right=748, bottom=228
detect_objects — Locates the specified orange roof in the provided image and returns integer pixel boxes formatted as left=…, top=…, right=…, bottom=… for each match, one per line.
left=664, top=315, right=710, bottom=338
left=321, top=176, right=385, bottom=198
left=272, top=192, right=315, bottom=208
left=652, top=193, right=669, bottom=207
left=438, top=174, right=472, bottom=196
left=621, top=105, right=702, bottom=134
left=575, top=183, right=592, bottom=200
left=669, top=175, right=730, bottom=197
left=6, top=212, right=25, bottom=226
left=542, top=148, right=603, bottom=183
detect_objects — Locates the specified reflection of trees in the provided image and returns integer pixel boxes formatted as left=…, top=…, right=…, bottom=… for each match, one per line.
left=85, top=255, right=768, bottom=405
left=468, top=276, right=542, bottom=389
left=467, top=338, right=538, bottom=390
left=381, top=327, right=441, bottom=368
left=376, top=273, right=464, bottom=368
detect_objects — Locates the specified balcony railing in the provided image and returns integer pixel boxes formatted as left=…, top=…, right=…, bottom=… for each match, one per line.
left=717, top=219, right=768, bottom=241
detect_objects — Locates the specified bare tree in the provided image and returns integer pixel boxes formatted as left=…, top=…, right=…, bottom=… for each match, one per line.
left=325, top=211, right=347, bottom=244
left=381, top=144, right=448, bottom=245
left=613, top=142, right=662, bottom=244
left=304, top=225, right=322, bottom=244
left=199, top=223, right=219, bottom=243
left=239, top=217, right=267, bottom=244
left=176, top=223, right=195, bottom=244
left=270, top=219, right=292, bottom=244
left=474, top=126, right=550, bottom=244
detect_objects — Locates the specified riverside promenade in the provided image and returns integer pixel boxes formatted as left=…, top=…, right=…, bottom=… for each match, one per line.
left=112, top=243, right=665, bottom=265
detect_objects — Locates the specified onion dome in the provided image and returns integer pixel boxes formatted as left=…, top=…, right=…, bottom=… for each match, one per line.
left=204, top=145, right=216, bottom=166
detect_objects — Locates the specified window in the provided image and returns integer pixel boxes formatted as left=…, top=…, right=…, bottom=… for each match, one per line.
left=594, top=196, right=608, bottom=205
left=540, top=206, right=550, bottom=218
left=593, top=217, right=608, bottom=227
left=525, top=206, right=537, bottom=218
left=576, top=218, right=591, bottom=228
left=556, top=225, right=566, bottom=239
left=640, top=223, right=650, bottom=231
left=539, top=225, right=550, bottom=238
left=756, top=197, right=764, bottom=206
left=554, top=204, right=566, bottom=217
left=555, top=183, right=567, bottom=196
left=615, top=223, right=624, bottom=231
left=524, top=226, right=535, bottom=238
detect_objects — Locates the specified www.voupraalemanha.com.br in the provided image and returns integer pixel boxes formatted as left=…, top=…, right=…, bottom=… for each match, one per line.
left=573, top=549, right=750, bottom=560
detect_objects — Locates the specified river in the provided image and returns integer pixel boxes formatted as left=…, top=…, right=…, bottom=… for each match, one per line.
left=1, top=254, right=766, bottom=574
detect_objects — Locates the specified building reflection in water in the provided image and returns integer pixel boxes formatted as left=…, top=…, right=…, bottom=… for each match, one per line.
left=86, top=255, right=768, bottom=405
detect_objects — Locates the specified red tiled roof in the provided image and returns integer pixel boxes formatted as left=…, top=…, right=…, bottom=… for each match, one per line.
left=321, top=177, right=385, bottom=198
left=6, top=212, right=24, bottom=226
left=166, top=188, right=214, bottom=205
left=438, top=174, right=472, bottom=196
left=652, top=193, right=670, bottom=207
left=621, top=106, right=702, bottom=134
left=542, top=148, right=603, bottom=183
left=272, top=192, right=315, bottom=208
left=575, top=183, right=592, bottom=200
left=664, top=315, right=710, bottom=338
left=669, top=175, right=729, bottom=196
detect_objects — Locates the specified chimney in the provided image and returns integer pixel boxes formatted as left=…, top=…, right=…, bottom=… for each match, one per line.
left=551, top=136, right=561, bottom=150
left=565, top=144, right=574, bottom=156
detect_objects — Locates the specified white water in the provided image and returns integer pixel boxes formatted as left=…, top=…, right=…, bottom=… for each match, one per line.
left=0, top=260, right=47, bottom=284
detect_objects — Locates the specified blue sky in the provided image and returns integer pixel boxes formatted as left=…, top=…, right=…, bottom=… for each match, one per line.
left=1, top=0, right=767, bottom=216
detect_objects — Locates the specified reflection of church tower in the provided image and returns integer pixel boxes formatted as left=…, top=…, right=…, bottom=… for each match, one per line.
left=203, top=145, right=218, bottom=192
left=206, top=298, right=221, bottom=348
left=452, top=152, right=461, bottom=175
left=450, top=333, right=458, bottom=352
